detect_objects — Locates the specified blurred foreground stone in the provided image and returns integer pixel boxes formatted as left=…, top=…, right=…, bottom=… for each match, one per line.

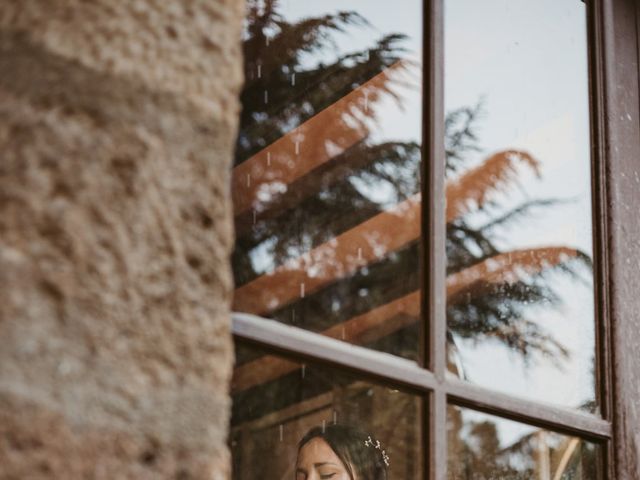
left=0, top=1, right=244, bottom=478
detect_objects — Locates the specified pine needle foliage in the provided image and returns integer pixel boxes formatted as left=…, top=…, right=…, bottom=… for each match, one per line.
left=235, top=0, right=592, bottom=367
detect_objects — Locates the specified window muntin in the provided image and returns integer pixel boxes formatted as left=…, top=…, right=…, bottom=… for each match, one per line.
left=444, top=0, right=596, bottom=411
left=233, top=0, right=424, bottom=361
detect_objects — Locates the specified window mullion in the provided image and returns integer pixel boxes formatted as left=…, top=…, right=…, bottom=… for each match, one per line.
left=424, top=0, right=447, bottom=477
left=587, top=0, right=615, bottom=476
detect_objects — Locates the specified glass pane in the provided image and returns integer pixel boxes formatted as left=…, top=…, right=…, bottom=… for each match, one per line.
left=444, top=0, right=596, bottom=410
left=448, top=406, right=602, bottom=479
left=230, top=341, right=423, bottom=479
left=232, top=1, right=424, bottom=362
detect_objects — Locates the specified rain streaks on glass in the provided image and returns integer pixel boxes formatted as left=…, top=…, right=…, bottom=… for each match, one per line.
left=233, top=1, right=424, bottom=362
left=444, top=0, right=596, bottom=411
left=231, top=341, right=423, bottom=479
left=447, top=406, right=601, bottom=479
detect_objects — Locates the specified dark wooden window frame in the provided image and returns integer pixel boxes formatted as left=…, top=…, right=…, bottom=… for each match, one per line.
left=231, top=0, right=640, bottom=478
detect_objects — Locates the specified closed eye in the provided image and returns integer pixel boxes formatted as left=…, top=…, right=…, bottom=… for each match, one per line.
left=320, top=475, right=336, bottom=480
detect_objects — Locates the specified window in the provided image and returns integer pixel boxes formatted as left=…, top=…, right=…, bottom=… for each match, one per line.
left=229, top=0, right=639, bottom=478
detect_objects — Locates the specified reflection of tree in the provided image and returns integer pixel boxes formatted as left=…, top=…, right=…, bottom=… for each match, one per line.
left=443, top=105, right=592, bottom=368
left=238, top=1, right=410, bottom=163
left=234, top=0, right=590, bottom=369
left=447, top=407, right=598, bottom=479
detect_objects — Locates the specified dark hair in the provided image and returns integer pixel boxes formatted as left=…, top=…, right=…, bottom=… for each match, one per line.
left=298, top=424, right=388, bottom=480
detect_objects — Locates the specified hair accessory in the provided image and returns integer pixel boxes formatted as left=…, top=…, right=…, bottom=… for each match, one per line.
left=363, top=435, right=390, bottom=467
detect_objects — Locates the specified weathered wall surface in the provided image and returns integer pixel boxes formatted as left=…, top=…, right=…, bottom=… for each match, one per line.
left=0, top=1, right=244, bottom=478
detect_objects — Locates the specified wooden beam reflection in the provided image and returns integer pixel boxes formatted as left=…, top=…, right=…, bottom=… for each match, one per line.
left=233, top=194, right=421, bottom=315
left=232, top=291, right=420, bottom=392
left=232, top=62, right=405, bottom=217
left=232, top=246, right=580, bottom=393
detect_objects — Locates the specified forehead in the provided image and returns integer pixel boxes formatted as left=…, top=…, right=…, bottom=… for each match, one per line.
left=297, top=437, right=343, bottom=466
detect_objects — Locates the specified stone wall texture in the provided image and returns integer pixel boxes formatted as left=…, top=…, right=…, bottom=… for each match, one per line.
left=0, top=1, right=244, bottom=478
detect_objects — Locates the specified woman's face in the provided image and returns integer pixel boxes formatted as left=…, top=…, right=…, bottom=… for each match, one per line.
left=296, top=437, right=352, bottom=480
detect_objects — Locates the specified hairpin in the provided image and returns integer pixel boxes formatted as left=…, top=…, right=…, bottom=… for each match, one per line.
left=363, top=435, right=390, bottom=467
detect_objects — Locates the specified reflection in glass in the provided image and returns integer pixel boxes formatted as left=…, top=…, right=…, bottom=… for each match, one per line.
left=444, top=0, right=596, bottom=410
left=230, top=341, right=423, bottom=479
left=231, top=1, right=423, bottom=362
left=448, top=406, right=601, bottom=479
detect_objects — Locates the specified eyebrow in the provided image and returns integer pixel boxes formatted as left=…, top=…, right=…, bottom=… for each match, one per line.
left=296, top=462, right=339, bottom=473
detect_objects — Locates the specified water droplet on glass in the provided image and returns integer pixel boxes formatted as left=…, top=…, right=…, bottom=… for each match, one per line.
left=291, top=72, right=296, bottom=86
left=301, top=364, right=306, bottom=378
left=279, top=424, right=283, bottom=442
left=322, top=420, right=326, bottom=433
left=264, top=90, right=268, bottom=104
left=300, top=282, right=305, bottom=298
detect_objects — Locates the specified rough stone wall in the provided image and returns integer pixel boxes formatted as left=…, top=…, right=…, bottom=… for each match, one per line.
left=0, top=1, right=244, bottom=478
